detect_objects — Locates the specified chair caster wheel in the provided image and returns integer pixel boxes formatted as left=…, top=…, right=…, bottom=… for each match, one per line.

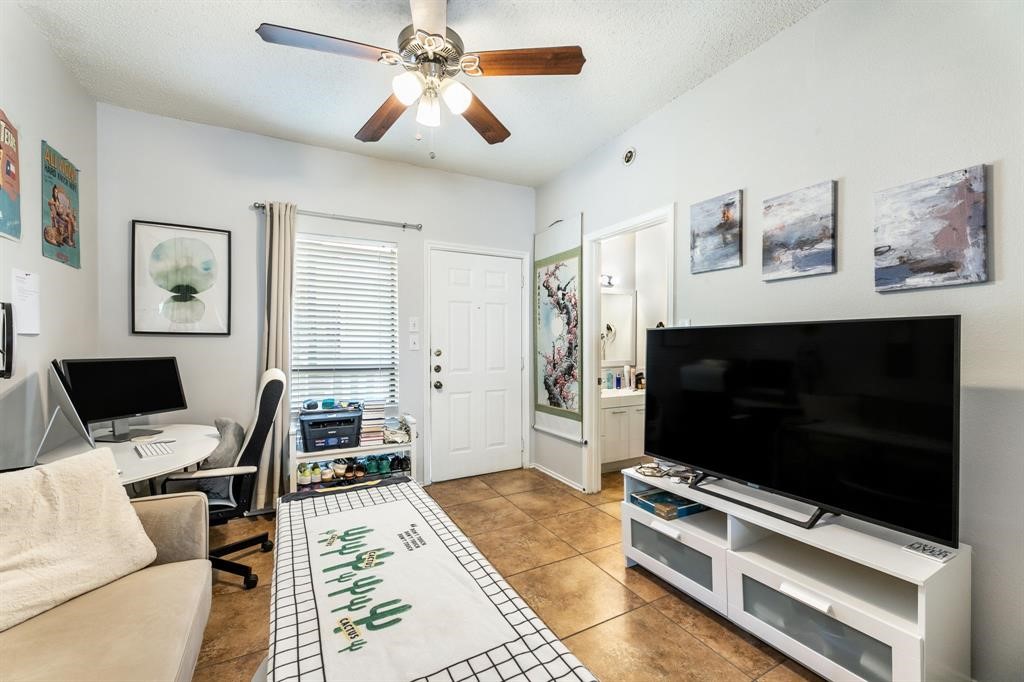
left=261, top=540, right=274, bottom=553
left=243, top=574, right=259, bottom=589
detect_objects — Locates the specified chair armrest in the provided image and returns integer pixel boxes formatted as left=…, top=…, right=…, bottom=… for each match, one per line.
left=131, top=492, right=209, bottom=565
left=165, top=466, right=257, bottom=481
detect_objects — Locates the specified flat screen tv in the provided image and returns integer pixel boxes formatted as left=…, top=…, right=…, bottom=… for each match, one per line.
left=644, top=316, right=959, bottom=547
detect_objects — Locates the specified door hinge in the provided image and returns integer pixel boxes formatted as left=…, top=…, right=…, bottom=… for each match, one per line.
left=521, top=437, right=525, bottom=454
left=521, top=356, right=525, bottom=370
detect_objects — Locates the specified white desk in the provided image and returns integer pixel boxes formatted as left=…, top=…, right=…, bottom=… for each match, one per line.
left=36, top=424, right=219, bottom=485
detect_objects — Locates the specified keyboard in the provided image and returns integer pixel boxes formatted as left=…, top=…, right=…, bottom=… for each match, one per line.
left=135, top=441, right=174, bottom=458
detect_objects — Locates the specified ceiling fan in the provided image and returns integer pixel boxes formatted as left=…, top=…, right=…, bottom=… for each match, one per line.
left=256, top=0, right=586, bottom=145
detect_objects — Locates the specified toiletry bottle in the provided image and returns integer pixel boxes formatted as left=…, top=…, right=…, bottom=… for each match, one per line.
left=605, top=370, right=614, bottom=387
left=615, top=373, right=622, bottom=389
left=630, top=367, right=637, bottom=389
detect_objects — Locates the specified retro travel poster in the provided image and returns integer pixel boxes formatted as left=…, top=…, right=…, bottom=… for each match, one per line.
left=0, top=109, right=20, bottom=241
left=41, top=141, right=80, bottom=268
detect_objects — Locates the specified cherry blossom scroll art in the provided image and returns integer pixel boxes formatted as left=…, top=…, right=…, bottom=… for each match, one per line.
left=534, top=247, right=582, bottom=421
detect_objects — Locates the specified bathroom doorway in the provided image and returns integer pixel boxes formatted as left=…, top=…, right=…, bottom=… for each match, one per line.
left=582, top=205, right=675, bottom=493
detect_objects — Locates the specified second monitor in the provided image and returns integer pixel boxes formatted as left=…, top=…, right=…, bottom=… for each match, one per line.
left=62, top=356, right=188, bottom=442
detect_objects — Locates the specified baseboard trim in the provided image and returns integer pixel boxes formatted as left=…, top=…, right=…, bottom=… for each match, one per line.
left=529, top=463, right=587, bottom=492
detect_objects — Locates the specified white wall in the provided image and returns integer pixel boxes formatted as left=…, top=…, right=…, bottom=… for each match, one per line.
left=634, top=222, right=669, bottom=371
left=536, top=2, right=1023, bottom=679
left=0, top=3, right=98, bottom=466
left=96, top=104, right=534, bottom=477
left=598, top=232, right=636, bottom=290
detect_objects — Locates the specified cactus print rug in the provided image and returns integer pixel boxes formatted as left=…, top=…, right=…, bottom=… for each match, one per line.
left=268, top=480, right=595, bottom=681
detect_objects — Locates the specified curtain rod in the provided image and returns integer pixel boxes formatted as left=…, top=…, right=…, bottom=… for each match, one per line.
left=250, top=202, right=422, bottom=231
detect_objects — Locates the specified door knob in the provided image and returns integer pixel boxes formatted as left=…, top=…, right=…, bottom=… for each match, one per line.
left=433, top=380, right=443, bottom=389
left=433, top=365, right=442, bottom=373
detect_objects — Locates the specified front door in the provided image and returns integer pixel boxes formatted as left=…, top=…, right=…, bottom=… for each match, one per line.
left=429, top=249, right=523, bottom=482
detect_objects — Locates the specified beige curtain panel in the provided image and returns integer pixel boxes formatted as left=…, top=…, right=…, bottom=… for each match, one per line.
left=257, top=201, right=296, bottom=509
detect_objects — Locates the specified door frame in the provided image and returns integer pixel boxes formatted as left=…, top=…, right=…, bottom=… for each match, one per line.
left=423, top=241, right=531, bottom=484
left=581, top=204, right=676, bottom=494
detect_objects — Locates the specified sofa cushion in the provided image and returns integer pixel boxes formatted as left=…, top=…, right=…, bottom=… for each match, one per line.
left=0, top=448, right=157, bottom=631
left=0, top=559, right=212, bottom=682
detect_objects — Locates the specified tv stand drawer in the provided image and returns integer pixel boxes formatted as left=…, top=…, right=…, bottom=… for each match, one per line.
left=621, top=501, right=728, bottom=614
left=727, top=552, right=922, bottom=682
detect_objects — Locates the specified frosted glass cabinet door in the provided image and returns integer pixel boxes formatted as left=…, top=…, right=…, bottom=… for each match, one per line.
left=630, top=519, right=713, bottom=590
left=726, top=553, right=923, bottom=682
left=742, top=576, right=893, bottom=682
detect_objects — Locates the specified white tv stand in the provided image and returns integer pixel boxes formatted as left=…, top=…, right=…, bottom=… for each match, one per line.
left=621, top=469, right=971, bottom=682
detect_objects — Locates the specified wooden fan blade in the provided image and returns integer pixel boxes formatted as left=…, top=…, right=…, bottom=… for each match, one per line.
left=256, top=23, right=389, bottom=62
left=409, top=0, right=447, bottom=37
left=355, top=95, right=409, bottom=142
left=462, top=96, right=510, bottom=145
left=468, top=46, right=586, bottom=76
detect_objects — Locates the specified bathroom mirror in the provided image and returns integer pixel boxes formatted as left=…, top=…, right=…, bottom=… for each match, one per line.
left=601, top=291, right=635, bottom=366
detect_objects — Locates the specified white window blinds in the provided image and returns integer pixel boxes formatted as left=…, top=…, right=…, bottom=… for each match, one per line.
left=290, top=233, right=399, bottom=420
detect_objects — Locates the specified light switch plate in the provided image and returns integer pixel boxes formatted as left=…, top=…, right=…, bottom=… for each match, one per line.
left=408, top=333, right=421, bottom=350
left=408, top=317, right=420, bottom=332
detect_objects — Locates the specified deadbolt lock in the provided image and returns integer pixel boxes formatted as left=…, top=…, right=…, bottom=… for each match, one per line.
left=433, top=380, right=443, bottom=389
left=433, top=365, right=442, bottom=373
left=433, top=349, right=442, bottom=357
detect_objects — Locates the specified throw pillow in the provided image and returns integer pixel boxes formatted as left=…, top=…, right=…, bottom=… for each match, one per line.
left=0, top=448, right=157, bottom=631
left=197, top=417, right=245, bottom=500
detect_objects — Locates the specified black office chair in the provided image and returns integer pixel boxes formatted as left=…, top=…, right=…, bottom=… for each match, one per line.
left=163, top=368, right=286, bottom=589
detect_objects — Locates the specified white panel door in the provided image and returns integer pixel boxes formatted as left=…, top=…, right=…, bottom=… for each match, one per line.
left=429, top=250, right=523, bottom=481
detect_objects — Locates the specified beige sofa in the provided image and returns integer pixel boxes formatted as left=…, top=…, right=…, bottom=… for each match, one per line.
left=0, top=492, right=212, bottom=682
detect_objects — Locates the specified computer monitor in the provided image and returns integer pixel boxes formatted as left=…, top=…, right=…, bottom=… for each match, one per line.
left=61, top=357, right=188, bottom=442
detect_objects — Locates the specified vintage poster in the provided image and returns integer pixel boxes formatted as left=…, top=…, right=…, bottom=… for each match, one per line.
left=0, top=109, right=20, bottom=241
left=41, top=141, right=80, bottom=268
left=534, top=246, right=582, bottom=421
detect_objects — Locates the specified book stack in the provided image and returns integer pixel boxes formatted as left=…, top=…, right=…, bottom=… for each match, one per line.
left=359, top=401, right=386, bottom=447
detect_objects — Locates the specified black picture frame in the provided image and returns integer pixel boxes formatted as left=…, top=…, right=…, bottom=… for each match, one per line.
left=131, top=220, right=232, bottom=335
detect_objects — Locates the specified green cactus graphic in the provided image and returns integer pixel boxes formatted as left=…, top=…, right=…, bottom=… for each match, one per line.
left=328, top=575, right=382, bottom=598
left=331, top=595, right=372, bottom=612
left=353, top=599, right=412, bottom=631
left=323, top=548, right=394, bottom=574
left=338, top=639, right=367, bottom=653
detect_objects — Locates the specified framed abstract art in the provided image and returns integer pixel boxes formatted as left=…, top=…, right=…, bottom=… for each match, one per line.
left=131, top=220, right=231, bottom=335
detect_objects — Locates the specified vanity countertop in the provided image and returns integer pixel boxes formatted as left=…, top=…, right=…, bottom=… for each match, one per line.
left=601, top=388, right=645, bottom=408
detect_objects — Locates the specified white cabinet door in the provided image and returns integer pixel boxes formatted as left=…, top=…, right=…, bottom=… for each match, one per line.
left=601, top=407, right=629, bottom=463
left=628, top=406, right=645, bottom=458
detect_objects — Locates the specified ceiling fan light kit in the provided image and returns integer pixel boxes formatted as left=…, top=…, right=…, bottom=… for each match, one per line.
left=416, top=90, right=441, bottom=128
left=392, top=71, right=425, bottom=106
left=256, top=0, right=586, bottom=146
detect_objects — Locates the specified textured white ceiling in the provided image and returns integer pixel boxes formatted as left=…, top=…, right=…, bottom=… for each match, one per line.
left=19, top=0, right=824, bottom=187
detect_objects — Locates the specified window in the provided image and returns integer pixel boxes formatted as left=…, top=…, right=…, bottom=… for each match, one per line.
left=290, top=233, right=399, bottom=421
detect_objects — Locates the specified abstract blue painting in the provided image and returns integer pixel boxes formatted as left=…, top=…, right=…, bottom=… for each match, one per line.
left=762, top=181, right=836, bottom=281
left=874, top=165, right=986, bottom=292
left=690, top=190, right=742, bottom=274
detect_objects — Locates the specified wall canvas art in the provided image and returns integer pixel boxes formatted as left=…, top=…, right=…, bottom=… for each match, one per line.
left=762, top=180, right=836, bottom=281
left=874, top=165, right=986, bottom=292
left=534, top=247, right=581, bottom=421
left=132, top=220, right=231, bottom=335
left=690, top=190, right=742, bottom=273
left=41, top=141, right=80, bottom=267
left=0, top=109, right=20, bottom=241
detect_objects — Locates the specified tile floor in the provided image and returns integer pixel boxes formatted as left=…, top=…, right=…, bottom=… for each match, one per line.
left=194, top=469, right=824, bottom=682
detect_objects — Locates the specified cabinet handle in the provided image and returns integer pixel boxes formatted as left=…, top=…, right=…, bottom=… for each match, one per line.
left=778, top=581, right=833, bottom=615
left=650, top=520, right=681, bottom=541
left=611, top=409, right=627, bottom=414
